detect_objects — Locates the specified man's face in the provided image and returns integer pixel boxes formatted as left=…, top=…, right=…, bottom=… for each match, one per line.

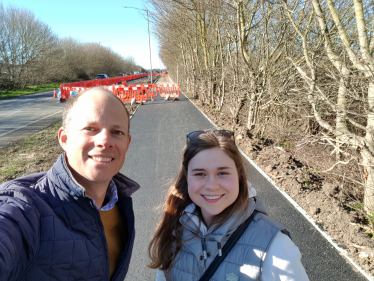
left=58, top=90, right=131, bottom=190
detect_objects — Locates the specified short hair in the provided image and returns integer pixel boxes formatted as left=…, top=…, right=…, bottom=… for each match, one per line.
left=62, top=86, right=130, bottom=134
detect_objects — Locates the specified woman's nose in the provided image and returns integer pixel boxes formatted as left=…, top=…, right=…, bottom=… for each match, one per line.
left=204, top=176, right=219, bottom=190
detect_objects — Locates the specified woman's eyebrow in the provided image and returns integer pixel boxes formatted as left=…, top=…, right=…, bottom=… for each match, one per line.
left=217, top=167, right=231, bottom=170
left=191, top=167, right=231, bottom=171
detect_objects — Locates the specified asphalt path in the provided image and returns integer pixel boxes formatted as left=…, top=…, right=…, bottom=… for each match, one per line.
left=0, top=91, right=64, bottom=149
left=122, top=93, right=368, bottom=281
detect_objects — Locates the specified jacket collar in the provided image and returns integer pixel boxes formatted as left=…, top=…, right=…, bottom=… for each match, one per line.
left=48, top=153, right=140, bottom=200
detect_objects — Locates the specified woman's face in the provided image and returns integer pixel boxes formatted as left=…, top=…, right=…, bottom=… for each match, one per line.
left=187, top=147, right=240, bottom=226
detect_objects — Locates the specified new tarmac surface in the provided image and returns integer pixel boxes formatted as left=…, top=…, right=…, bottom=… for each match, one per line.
left=0, top=89, right=369, bottom=280
left=122, top=94, right=368, bottom=281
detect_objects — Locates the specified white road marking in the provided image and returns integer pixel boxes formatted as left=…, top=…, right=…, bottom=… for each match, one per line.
left=0, top=110, right=62, bottom=138
left=0, top=108, right=23, bottom=118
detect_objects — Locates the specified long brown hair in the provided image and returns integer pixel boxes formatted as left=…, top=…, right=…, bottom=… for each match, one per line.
left=148, top=130, right=249, bottom=270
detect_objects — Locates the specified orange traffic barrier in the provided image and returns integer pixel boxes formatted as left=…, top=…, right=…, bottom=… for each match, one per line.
left=127, top=85, right=148, bottom=102
left=56, top=73, right=157, bottom=101
left=54, top=74, right=179, bottom=103
left=159, top=83, right=180, bottom=99
left=145, top=84, right=159, bottom=98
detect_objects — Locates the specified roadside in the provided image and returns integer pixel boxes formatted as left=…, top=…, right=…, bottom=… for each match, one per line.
left=0, top=75, right=160, bottom=100
left=186, top=95, right=374, bottom=277
left=0, top=103, right=137, bottom=184
left=0, top=83, right=62, bottom=100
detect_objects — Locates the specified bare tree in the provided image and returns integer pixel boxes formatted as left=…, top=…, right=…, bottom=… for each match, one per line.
left=0, top=4, right=58, bottom=88
left=281, top=0, right=374, bottom=213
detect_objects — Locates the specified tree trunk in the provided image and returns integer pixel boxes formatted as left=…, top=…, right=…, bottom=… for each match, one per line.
left=363, top=81, right=374, bottom=213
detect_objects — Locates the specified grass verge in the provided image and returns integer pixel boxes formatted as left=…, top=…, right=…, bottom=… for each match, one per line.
left=0, top=121, right=63, bottom=184
left=0, top=83, right=63, bottom=99
left=0, top=102, right=137, bottom=184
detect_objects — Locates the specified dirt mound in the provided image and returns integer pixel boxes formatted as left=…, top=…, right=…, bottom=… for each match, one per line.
left=188, top=97, right=374, bottom=276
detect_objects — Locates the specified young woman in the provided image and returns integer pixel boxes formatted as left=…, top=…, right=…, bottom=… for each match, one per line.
left=148, top=130, right=309, bottom=281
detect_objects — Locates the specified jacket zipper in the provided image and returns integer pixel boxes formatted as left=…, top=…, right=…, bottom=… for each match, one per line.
left=201, top=237, right=207, bottom=268
left=111, top=198, right=134, bottom=281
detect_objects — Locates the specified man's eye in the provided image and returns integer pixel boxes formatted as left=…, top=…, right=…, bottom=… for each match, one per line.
left=114, top=131, right=124, bottom=136
left=84, top=127, right=94, bottom=131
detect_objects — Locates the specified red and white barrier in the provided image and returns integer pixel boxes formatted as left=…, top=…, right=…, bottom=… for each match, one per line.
left=54, top=73, right=178, bottom=103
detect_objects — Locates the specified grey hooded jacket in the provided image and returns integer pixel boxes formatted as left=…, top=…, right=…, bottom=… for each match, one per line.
left=165, top=198, right=286, bottom=281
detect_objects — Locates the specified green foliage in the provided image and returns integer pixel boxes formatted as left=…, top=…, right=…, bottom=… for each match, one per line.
left=0, top=83, right=62, bottom=99
left=259, top=137, right=270, bottom=145
left=366, top=229, right=374, bottom=239
left=279, top=142, right=291, bottom=148
left=303, top=179, right=312, bottom=188
left=353, top=205, right=374, bottom=237
left=354, top=203, right=365, bottom=211
left=310, top=167, right=320, bottom=175
left=366, top=212, right=374, bottom=227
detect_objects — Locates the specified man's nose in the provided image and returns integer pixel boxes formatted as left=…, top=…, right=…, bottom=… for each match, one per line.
left=94, top=130, right=113, bottom=148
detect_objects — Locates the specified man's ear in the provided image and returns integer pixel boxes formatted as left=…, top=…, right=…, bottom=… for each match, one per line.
left=58, top=127, right=68, bottom=151
left=125, top=134, right=132, bottom=153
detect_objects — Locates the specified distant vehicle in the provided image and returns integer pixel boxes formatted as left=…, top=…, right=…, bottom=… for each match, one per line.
left=127, top=73, right=132, bottom=76
left=118, top=73, right=125, bottom=76
left=95, top=74, right=109, bottom=79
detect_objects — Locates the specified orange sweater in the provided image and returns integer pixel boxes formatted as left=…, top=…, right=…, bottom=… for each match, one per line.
left=100, top=204, right=128, bottom=279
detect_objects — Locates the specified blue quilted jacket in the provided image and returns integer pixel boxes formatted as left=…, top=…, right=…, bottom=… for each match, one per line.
left=0, top=154, right=140, bottom=281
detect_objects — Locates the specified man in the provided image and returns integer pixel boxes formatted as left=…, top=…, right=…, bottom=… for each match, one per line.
left=0, top=87, right=139, bottom=280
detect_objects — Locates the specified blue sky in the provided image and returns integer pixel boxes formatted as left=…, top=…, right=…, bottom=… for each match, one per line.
left=1, top=0, right=164, bottom=70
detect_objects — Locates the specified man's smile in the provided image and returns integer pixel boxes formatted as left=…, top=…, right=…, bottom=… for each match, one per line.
left=90, top=156, right=114, bottom=162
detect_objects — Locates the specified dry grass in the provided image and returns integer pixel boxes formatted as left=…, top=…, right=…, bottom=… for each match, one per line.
left=0, top=121, right=63, bottom=183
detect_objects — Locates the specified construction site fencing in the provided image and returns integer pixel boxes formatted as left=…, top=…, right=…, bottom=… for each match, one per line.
left=54, top=72, right=178, bottom=103
left=55, top=73, right=161, bottom=100
left=159, top=83, right=180, bottom=99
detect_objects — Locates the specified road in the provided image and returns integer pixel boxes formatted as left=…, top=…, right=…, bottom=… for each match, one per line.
left=0, top=78, right=155, bottom=149
left=0, top=91, right=64, bottom=149
left=122, top=93, right=368, bottom=281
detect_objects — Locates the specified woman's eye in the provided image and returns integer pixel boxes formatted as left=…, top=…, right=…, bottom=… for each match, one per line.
left=218, top=172, right=228, bottom=176
left=194, top=173, right=205, bottom=176
left=84, top=127, right=94, bottom=131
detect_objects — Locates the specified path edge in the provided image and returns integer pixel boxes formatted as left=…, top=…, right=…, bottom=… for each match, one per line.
left=170, top=76, right=374, bottom=281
